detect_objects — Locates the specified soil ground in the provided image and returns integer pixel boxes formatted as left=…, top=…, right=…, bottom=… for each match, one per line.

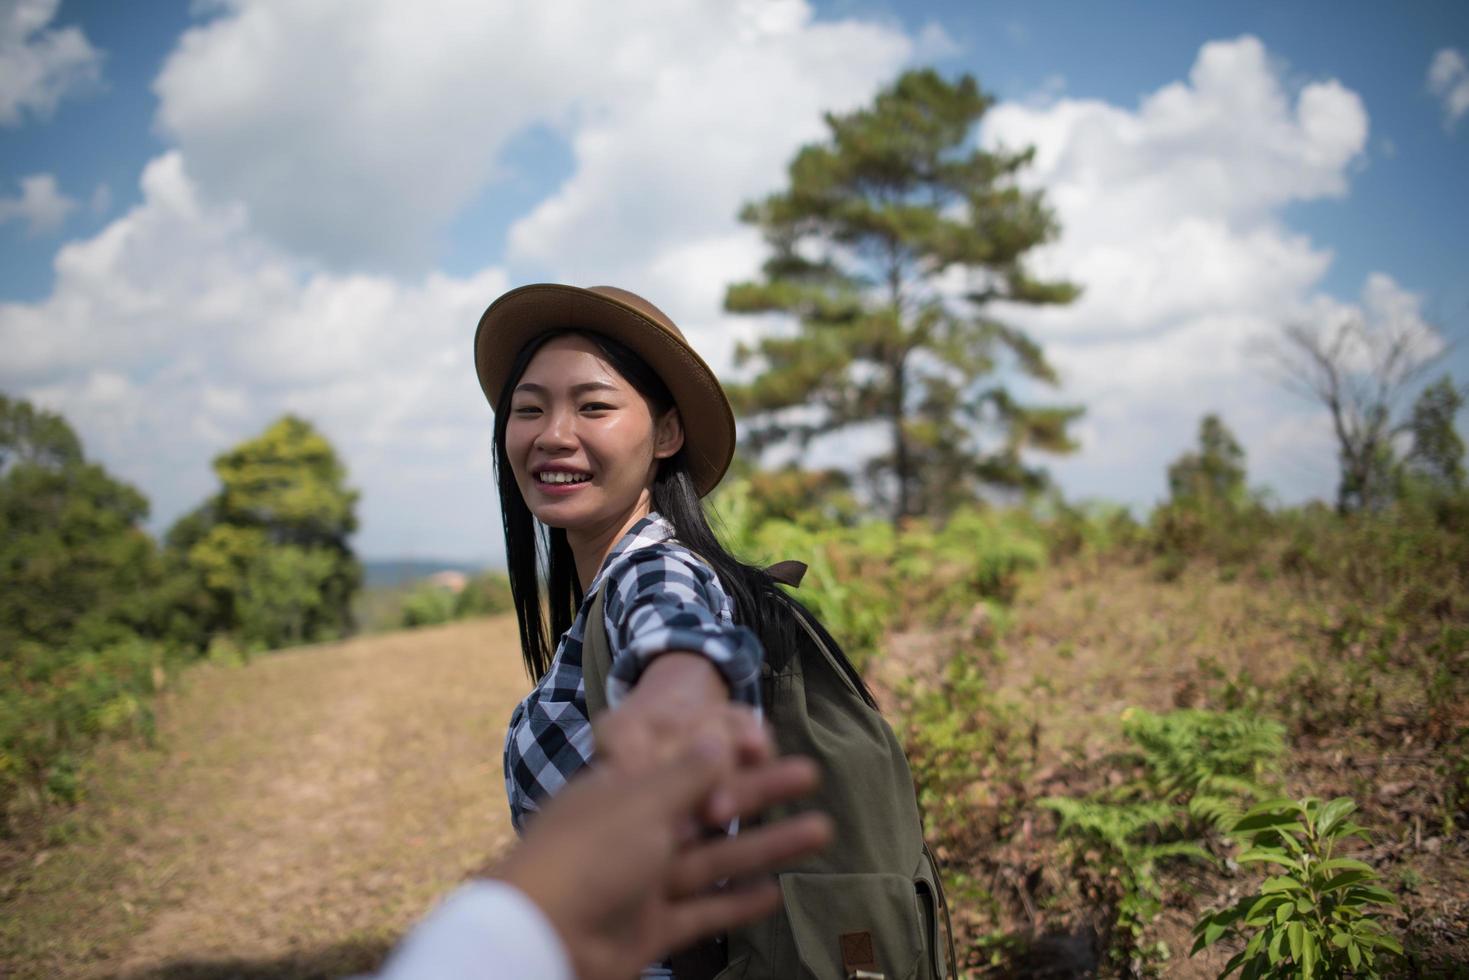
left=0, top=615, right=529, bottom=979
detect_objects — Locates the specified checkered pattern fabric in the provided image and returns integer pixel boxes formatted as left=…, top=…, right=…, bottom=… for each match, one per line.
left=503, top=513, right=763, bottom=832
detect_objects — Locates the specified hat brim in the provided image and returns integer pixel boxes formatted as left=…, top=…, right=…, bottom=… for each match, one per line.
left=474, top=283, right=735, bottom=498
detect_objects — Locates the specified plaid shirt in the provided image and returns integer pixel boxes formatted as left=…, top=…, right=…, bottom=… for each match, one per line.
left=503, top=513, right=763, bottom=832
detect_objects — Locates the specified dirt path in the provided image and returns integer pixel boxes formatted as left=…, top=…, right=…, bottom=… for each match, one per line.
left=1, top=615, right=531, bottom=979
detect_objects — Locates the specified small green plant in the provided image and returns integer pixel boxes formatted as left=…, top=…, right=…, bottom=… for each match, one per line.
left=1192, top=797, right=1402, bottom=978
left=1042, top=795, right=1211, bottom=967
left=1122, top=707, right=1285, bottom=832
left=1042, top=708, right=1287, bottom=971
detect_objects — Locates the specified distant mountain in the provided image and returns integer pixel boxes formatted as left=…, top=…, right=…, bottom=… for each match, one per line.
left=361, top=559, right=488, bottom=589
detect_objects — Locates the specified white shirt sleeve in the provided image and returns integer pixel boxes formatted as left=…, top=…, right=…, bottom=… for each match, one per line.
left=372, top=879, right=573, bottom=980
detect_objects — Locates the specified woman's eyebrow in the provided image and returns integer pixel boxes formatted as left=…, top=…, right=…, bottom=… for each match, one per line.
left=513, top=381, right=620, bottom=395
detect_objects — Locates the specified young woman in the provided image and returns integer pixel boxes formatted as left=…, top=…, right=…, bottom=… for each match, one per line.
left=473, top=283, right=883, bottom=978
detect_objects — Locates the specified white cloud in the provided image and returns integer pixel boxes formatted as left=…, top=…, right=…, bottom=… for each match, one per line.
left=154, top=0, right=910, bottom=272
left=2, top=153, right=509, bottom=560
left=8, top=1, right=915, bottom=558
left=1427, top=47, right=1469, bottom=130
left=0, top=172, right=75, bottom=234
left=0, top=0, right=102, bottom=125
left=506, top=12, right=909, bottom=299
left=978, top=35, right=1386, bottom=505
left=11, top=18, right=1429, bottom=562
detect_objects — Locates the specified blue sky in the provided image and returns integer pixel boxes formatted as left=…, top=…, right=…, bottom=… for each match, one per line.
left=2, top=0, right=1466, bottom=561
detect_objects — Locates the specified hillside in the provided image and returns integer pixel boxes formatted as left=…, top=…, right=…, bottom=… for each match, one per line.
left=3, top=552, right=1464, bottom=978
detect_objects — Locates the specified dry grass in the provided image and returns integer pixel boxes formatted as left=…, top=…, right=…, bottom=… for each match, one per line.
left=908, top=554, right=1469, bottom=977
left=994, top=558, right=1308, bottom=766
left=0, top=615, right=530, bottom=979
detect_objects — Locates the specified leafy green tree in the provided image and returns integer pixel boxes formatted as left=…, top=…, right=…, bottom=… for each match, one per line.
left=175, top=415, right=361, bottom=649
left=1167, top=414, right=1248, bottom=508
left=725, top=69, right=1082, bottom=522
left=1, top=394, right=83, bottom=473
left=0, top=395, right=164, bottom=654
left=1402, top=375, right=1465, bottom=492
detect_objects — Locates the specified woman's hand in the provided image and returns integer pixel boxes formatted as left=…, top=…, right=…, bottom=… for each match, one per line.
left=594, top=653, right=772, bottom=825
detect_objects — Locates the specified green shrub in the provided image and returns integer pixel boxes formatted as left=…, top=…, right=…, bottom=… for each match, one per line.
left=901, top=647, right=1028, bottom=848
left=399, top=584, right=458, bottom=629
left=454, top=570, right=513, bottom=618
left=1040, top=497, right=1143, bottom=560
left=0, top=637, right=173, bottom=823
left=1192, top=797, right=1402, bottom=978
left=718, top=496, right=1049, bottom=667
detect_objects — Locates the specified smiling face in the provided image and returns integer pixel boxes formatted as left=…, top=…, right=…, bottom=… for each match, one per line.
left=503, top=333, right=683, bottom=536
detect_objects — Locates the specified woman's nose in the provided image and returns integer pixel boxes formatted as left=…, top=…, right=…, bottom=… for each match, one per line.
left=534, top=406, right=576, bottom=451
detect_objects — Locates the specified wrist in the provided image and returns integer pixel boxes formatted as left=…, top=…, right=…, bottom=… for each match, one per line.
left=638, top=651, right=730, bottom=702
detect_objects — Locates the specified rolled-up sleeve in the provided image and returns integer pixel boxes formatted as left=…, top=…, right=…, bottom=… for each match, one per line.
left=602, top=547, right=763, bottom=710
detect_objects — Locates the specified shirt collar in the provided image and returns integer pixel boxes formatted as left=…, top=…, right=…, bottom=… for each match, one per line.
left=582, top=511, right=673, bottom=600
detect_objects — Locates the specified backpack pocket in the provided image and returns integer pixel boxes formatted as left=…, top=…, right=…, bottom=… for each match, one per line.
left=778, top=872, right=929, bottom=980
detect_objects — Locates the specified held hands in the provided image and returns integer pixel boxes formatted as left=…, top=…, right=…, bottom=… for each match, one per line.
left=595, top=652, right=769, bottom=823
left=494, top=729, right=830, bottom=980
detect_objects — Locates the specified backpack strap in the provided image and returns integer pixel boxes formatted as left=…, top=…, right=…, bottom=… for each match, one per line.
left=925, top=841, right=960, bottom=980
left=582, top=579, right=614, bottom=718
left=578, top=555, right=806, bottom=718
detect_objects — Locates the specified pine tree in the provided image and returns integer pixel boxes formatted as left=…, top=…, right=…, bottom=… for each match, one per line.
left=725, top=69, right=1081, bottom=522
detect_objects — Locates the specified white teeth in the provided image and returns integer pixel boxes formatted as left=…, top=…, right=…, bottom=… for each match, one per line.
left=538, top=471, right=590, bottom=484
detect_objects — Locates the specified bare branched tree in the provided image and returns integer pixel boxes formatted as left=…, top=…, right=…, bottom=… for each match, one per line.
left=1274, top=312, right=1447, bottom=512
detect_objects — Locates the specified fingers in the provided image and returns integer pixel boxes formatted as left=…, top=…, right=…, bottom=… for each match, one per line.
left=662, top=880, right=784, bottom=954
left=729, top=709, right=775, bottom=766
left=592, top=711, right=660, bottom=776
left=628, top=731, right=736, bottom=821
left=705, top=755, right=819, bottom=826
left=668, top=811, right=833, bottom=897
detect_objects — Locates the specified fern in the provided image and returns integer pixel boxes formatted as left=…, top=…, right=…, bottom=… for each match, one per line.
left=1043, top=708, right=1288, bottom=970
left=1122, top=707, right=1284, bottom=832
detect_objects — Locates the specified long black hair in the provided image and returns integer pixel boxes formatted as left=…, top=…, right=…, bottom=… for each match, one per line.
left=492, top=328, right=875, bottom=708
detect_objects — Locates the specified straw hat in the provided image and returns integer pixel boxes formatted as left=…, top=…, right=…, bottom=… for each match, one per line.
left=474, top=283, right=735, bottom=497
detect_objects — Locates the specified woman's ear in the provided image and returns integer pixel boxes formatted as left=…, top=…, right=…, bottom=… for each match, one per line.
left=653, top=408, right=685, bottom=460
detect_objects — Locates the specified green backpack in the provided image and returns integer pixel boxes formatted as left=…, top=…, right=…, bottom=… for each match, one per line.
left=582, top=556, right=957, bottom=980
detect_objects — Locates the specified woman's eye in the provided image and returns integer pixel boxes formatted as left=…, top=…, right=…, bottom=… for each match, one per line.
left=581, top=402, right=614, bottom=412
left=512, top=405, right=541, bottom=416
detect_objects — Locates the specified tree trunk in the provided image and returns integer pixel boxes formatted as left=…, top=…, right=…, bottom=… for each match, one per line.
left=891, top=354, right=909, bottom=524
left=887, top=250, right=908, bottom=525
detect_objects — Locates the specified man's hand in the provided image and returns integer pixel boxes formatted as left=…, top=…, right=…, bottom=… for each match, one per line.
left=492, top=729, right=830, bottom=980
